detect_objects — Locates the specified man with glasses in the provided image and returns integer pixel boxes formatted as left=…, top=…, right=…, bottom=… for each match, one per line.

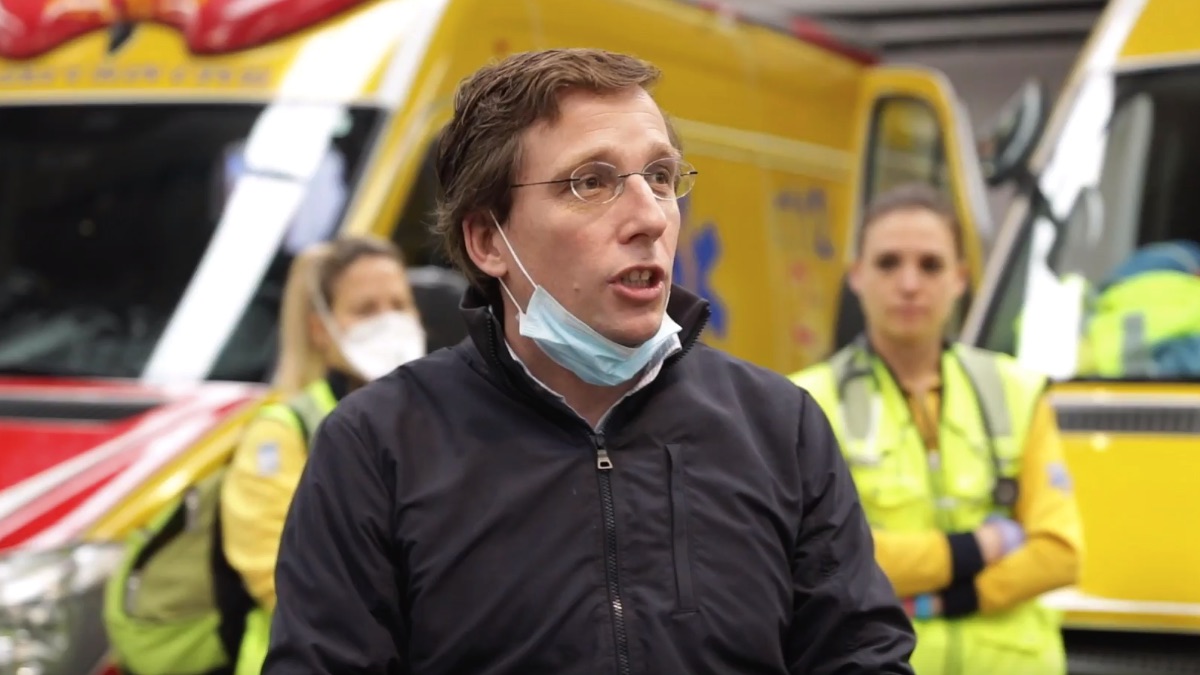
left=265, top=48, right=915, bottom=675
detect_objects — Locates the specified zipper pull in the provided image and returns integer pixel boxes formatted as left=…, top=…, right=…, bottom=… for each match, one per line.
left=593, top=433, right=613, bottom=470
left=596, top=447, right=614, bottom=470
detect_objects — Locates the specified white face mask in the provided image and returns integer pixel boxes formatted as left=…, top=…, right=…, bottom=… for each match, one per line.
left=337, top=310, right=427, bottom=381
left=312, top=276, right=427, bottom=381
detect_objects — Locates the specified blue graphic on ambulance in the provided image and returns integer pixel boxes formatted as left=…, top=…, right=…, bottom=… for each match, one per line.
left=672, top=195, right=727, bottom=338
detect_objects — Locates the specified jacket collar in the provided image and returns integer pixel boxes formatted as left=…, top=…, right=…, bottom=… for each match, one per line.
left=458, top=282, right=711, bottom=395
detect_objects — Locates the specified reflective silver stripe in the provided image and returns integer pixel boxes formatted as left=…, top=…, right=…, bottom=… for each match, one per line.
left=827, top=345, right=856, bottom=388
left=1122, top=312, right=1155, bottom=375
left=841, top=375, right=872, bottom=442
left=954, top=348, right=1011, bottom=438
left=830, top=346, right=872, bottom=442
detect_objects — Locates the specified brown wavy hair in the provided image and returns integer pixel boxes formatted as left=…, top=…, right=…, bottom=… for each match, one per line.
left=433, top=48, right=673, bottom=296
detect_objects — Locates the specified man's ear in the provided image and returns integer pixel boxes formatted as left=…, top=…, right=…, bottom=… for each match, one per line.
left=463, top=211, right=508, bottom=280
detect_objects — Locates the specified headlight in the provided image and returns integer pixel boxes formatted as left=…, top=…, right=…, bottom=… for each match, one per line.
left=0, top=542, right=124, bottom=675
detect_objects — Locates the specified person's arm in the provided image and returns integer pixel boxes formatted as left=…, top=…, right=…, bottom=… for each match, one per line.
left=871, top=528, right=988, bottom=598
left=786, top=391, right=916, bottom=675
left=933, top=397, right=1084, bottom=618
left=262, top=408, right=407, bottom=674
left=973, top=397, right=1084, bottom=612
left=220, top=413, right=308, bottom=611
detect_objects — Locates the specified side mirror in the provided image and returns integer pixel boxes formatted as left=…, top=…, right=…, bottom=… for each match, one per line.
left=978, top=79, right=1047, bottom=187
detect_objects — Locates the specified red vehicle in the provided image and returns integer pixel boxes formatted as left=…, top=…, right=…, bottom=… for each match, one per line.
left=0, top=379, right=262, bottom=673
left=0, top=0, right=415, bottom=671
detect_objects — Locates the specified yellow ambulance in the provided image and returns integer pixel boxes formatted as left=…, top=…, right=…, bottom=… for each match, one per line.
left=0, top=0, right=992, bottom=671
left=967, top=0, right=1200, bottom=670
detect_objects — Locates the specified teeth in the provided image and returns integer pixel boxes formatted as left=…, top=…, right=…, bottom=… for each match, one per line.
left=621, top=269, right=654, bottom=287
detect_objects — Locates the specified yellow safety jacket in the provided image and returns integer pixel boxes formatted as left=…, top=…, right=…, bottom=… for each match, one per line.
left=791, top=340, right=1083, bottom=675
left=1080, top=271, right=1200, bottom=377
left=220, top=377, right=340, bottom=675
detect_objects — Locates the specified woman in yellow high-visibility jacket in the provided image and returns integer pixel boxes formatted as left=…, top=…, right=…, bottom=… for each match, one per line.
left=220, top=235, right=427, bottom=675
left=790, top=183, right=1084, bottom=675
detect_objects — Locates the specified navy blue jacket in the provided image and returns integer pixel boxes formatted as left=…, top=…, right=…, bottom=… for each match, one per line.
left=264, top=285, right=915, bottom=675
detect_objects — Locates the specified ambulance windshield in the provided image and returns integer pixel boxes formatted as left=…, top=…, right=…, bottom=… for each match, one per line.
left=0, top=102, right=380, bottom=383
left=976, top=65, right=1200, bottom=382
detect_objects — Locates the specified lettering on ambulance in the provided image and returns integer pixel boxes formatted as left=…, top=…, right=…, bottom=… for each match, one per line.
left=775, top=188, right=834, bottom=261
left=0, top=64, right=272, bottom=88
left=672, top=194, right=727, bottom=338
left=774, top=186, right=836, bottom=363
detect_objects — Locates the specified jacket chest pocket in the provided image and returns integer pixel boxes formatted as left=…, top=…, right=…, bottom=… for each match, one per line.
left=665, top=444, right=697, bottom=615
left=934, top=425, right=1009, bottom=529
left=939, top=426, right=1003, bottom=503
left=843, top=428, right=933, bottom=531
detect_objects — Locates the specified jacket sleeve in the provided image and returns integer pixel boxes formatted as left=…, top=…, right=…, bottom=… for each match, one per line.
left=220, top=413, right=308, bottom=611
left=262, top=408, right=407, bottom=674
left=871, top=528, right=986, bottom=598
left=786, top=391, right=916, bottom=675
left=972, top=396, right=1084, bottom=613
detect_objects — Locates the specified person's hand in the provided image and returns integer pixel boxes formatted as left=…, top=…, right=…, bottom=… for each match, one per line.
left=974, top=516, right=1025, bottom=564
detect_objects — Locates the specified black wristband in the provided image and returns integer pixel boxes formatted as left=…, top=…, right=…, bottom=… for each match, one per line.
left=947, top=532, right=986, bottom=583
left=941, top=581, right=981, bottom=618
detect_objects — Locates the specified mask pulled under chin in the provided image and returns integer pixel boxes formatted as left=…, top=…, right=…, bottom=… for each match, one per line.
left=489, top=211, right=681, bottom=387
left=514, top=285, right=682, bottom=386
left=337, top=310, right=427, bottom=381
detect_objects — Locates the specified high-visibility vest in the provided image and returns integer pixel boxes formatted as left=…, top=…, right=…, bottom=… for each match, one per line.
left=791, top=341, right=1063, bottom=675
left=233, top=378, right=338, bottom=675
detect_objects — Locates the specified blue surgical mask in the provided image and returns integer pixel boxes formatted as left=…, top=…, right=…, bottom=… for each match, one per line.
left=491, top=212, right=682, bottom=387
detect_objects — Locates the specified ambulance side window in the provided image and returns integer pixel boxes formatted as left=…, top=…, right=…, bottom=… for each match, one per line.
left=863, top=97, right=948, bottom=205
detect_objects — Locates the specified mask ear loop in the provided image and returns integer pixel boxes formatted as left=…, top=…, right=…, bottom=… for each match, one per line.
left=309, top=270, right=345, bottom=343
left=489, top=211, right=536, bottom=313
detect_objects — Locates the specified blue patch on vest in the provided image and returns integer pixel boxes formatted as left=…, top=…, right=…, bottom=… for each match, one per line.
left=1047, top=461, right=1073, bottom=492
left=256, top=441, right=281, bottom=476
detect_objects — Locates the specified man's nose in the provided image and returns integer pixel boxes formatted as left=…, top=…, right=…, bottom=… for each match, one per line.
left=615, top=174, right=671, bottom=241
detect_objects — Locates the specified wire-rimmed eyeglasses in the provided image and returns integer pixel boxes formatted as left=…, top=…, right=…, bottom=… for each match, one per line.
left=511, top=157, right=699, bottom=204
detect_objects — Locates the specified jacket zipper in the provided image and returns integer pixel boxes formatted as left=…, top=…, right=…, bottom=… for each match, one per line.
left=592, top=431, right=631, bottom=675
left=480, top=310, right=711, bottom=675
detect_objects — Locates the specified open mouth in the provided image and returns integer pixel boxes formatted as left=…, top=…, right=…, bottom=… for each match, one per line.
left=616, top=267, right=663, bottom=289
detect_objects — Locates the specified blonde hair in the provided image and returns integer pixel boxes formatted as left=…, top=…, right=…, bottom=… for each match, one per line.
left=272, top=235, right=408, bottom=395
